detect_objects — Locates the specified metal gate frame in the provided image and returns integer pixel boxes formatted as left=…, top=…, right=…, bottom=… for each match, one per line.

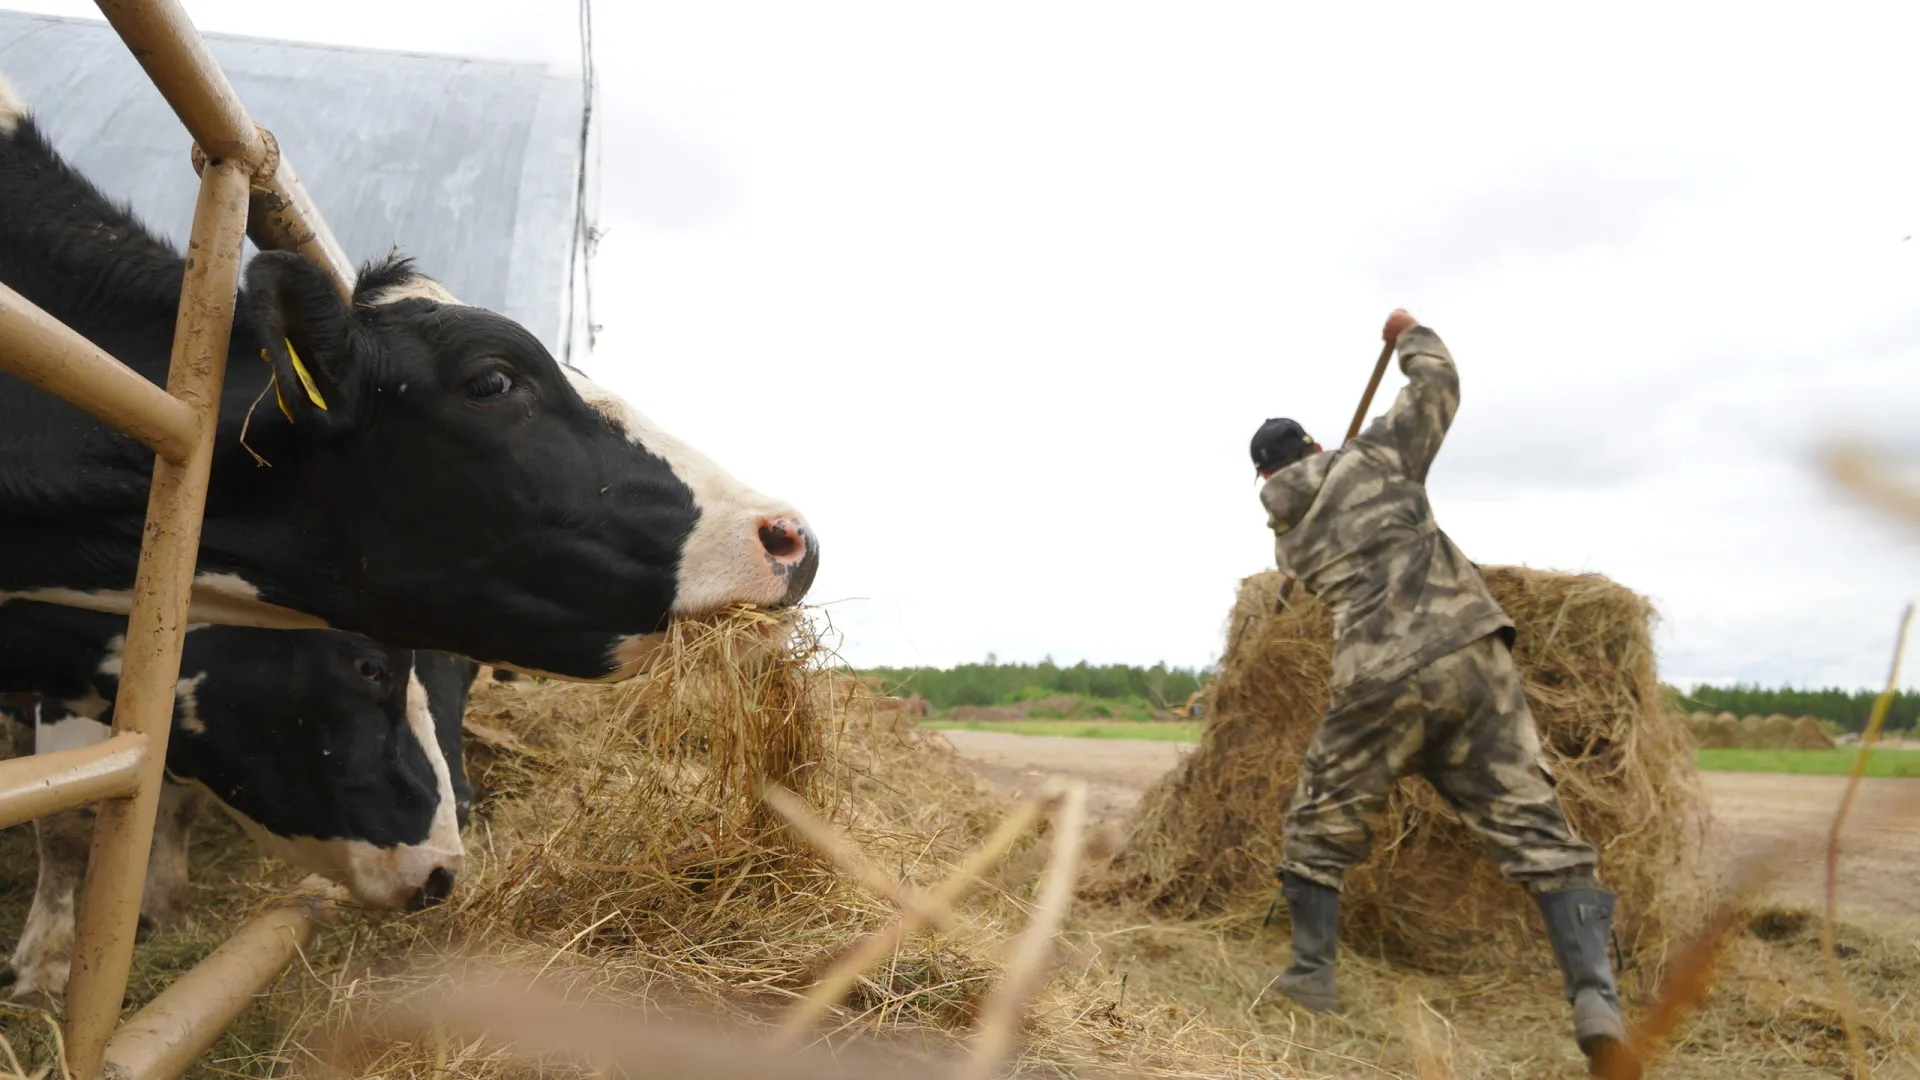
left=0, top=1, right=356, bottom=1076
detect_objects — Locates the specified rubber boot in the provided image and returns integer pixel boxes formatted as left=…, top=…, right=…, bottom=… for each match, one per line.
left=1275, top=872, right=1339, bottom=1013
left=1535, top=888, right=1641, bottom=1079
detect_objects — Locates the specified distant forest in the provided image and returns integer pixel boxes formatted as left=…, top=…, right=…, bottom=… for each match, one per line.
left=857, top=659, right=1209, bottom=710
left=1669, top=684, right=1918, bottom=734
left=857, top=661, right=1916, bottom=732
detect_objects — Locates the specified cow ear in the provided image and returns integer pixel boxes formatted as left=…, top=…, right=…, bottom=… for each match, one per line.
left=244, top=251, right=361, bottom=432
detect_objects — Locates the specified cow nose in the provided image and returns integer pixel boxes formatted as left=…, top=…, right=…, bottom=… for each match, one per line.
left=759, top=518, right=818, bottom=607
left=408, top=866, right=457, bottom=912
left=757, top=518, right=808, bottom=564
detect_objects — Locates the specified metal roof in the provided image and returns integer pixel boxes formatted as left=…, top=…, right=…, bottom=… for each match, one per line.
left=0, top=10, right=583, bottom=353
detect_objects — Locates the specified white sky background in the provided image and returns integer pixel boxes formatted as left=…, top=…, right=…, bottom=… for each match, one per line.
left=9, top=1, right=1920, bottom=688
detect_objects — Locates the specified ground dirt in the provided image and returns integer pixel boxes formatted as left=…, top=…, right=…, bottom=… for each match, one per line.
left=940, top=729, right=1920, bottom=924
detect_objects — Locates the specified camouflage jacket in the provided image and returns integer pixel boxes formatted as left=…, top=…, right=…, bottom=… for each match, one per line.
left=1259, top=326, right=1513, bottom=697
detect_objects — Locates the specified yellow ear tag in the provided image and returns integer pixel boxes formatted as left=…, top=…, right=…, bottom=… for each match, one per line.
left=284, top=338, right=329, bottom=411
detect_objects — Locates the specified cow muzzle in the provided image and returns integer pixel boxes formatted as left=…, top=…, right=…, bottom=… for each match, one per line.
left=758, top=517, right=819, bottom=607
left=407, top=865, right=458, bottom=912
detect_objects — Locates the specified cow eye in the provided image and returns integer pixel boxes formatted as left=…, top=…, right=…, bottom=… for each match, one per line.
left=467, top=371, right=513, bottom=399
left=353, top=657, right=387, bottom=682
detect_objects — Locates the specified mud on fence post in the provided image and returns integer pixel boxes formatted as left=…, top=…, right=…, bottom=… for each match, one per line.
left=60, top=155, right=251, bottom=1080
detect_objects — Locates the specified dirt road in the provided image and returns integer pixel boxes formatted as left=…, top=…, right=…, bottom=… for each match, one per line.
left=940, top=729, right=1920, bottom=920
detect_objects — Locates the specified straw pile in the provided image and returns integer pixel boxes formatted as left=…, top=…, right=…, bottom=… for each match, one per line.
left=1682, top=712, right=1835, bottom=750
left=1106, top=567, right=1707, bottom=974
left=246, top=609, right=1244, bottom=1079
left=300, top=610, right=987, bottom=1073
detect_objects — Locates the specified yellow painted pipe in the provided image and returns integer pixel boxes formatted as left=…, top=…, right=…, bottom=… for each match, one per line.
left=0, top=734, right=148, bottom=831
left=100, top=887, right=334, bottom=1080
left=0, top=284, right=198, bottom=464
left=62, top=157, right=250, bottom=1080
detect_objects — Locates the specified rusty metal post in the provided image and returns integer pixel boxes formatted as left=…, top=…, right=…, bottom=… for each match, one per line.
left=0, top=734, right=148, bottom=830
left=0, top=283, right=198, bottom=463
left=90, top=0, right=262, bottom=166
left=192, top=132, right=356, bottom=300
left=60, top=156, right=250, bottom=1080
left=109, top=0, right=357, bottom=299
left=99, top=885, right=334, bottom=1080
left=246, top=143, right=356, bottom=300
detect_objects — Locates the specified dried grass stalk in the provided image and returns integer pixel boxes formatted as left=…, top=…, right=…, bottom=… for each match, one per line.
left=959, top=780, right=1088, bottom=1080
left=774, top=793, right=1049, bottom=1042
left=1107, top=567, right=1708, bottom=974
left=1821, top=602, right=1914, bottom=1079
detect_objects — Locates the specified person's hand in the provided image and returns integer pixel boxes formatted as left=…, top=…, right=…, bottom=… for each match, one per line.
left=1382, top=308, right=1419, bottom=343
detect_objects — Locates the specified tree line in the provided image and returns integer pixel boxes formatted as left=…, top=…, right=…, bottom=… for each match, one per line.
left=1668, top=683, right=1919, bottom=734
left=858, top=658, right=1210, bottom=710
left=856, top=661, right=1917, bottom=732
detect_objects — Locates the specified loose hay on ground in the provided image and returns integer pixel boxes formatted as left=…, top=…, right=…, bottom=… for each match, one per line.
left=1105, top=567, right=1709, bottom=976
left=237, top=609, right=1273, bottom=1079
left=5, top=605, right=1914, bottom=1078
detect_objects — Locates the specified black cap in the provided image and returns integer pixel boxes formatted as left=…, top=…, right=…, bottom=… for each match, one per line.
left=1251, top=418, right=1316, bottom=475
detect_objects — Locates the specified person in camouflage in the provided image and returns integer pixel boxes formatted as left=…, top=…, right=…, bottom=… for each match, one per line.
left=1249, top=310, right=1636, bottom=1079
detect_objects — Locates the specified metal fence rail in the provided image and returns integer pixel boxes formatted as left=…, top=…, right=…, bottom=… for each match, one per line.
left=0, top=1, right=354, bottom=1076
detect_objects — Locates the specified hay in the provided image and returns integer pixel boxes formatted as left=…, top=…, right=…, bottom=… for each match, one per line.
left=227, top=608, right=1251, bottom=1079
left=1682, top=710, right=1836, bottom=751
left=1756, top=714, right=1796, bottom=750
left=1688, top=712, right=1742, bottom=749
left=1790, top=716, right=1836, bottom=750
left=267, top=610, right=975, bottom=1074
left=1106, top=566, right=1708, bottom=974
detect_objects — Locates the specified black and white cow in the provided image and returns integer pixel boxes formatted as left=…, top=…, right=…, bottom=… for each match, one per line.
left=0, top=75, right=818, bottom=682
left=0, top=600, right=477, bottom=1004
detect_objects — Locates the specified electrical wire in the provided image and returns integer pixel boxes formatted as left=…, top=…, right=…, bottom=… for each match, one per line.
left=563, top=0, right=597, bottom=365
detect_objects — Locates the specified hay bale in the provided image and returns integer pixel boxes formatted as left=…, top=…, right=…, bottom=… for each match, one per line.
left=1755, top=714, right=1797, bottom=750
left=1107, top=567, right=1706, bottom=974
left=1790, top=716, right=1836, bottom=750
left=1693, top=713, right=1742, bottom=749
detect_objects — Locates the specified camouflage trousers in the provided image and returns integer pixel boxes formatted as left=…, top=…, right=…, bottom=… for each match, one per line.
left=1279, top=633, right=1601, bottom=894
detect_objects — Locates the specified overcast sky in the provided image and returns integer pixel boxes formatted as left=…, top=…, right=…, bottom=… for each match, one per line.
left=8, top=1, right=1919, bottom=688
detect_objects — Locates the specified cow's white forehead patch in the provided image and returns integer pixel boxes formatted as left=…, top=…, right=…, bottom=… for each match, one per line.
left=0, top=73, right=25, bottom=137
left=404, top=668, right=465, bottom=865
left=366, top=276, right=464, bottom=308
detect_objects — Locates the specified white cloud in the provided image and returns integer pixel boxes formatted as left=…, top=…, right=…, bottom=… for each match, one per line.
left=15, top=0, right=1919, bottom=687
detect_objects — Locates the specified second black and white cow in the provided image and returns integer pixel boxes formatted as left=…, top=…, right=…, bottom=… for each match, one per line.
left=0, top=600, right=477, bottom=1004
left=0, top=74, right=818, bottom=682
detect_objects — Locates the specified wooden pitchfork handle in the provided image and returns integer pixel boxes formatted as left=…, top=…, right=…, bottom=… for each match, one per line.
left=1276, top=336, right=1398, bottom=614
left=1344, top=338, right=1397, bottom=444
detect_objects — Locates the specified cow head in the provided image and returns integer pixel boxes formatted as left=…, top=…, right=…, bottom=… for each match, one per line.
left=160, top=628, right=471, bottom=911
left=237, top=253, right=818, bottom=681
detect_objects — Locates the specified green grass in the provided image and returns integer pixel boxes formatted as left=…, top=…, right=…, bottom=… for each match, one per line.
left=1696, top=747, right=1920, bottom=778
left=924, top=718, right=1203, bottom=742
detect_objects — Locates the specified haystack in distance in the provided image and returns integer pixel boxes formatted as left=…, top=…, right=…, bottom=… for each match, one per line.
left=1108, top=567, right=1707, bottom=974
left=1684, top=712, right=1834, bottom=750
